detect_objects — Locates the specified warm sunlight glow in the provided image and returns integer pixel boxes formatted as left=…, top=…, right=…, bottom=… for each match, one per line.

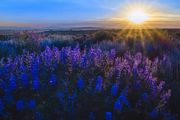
left=128, top=10, right=149, bottom=24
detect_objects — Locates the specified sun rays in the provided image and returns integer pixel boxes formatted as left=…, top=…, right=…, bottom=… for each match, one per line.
left=111, top=2, right=169, bottom=45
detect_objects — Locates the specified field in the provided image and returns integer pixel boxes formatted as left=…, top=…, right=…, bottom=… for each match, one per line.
left=0, top=29, right=179, bottom=120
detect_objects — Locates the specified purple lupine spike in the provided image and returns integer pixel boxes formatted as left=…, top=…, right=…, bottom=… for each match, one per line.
left=95, top=75, right=103, bottom=91
left=105, top=112, right=112, bottom=120
left=68, top=92, right=77, bottom=104
left=44, top=46, right=53, bottom=66
left=28, top=99, right=36, bottom=109
left=114, top=99, right=122, bottom=111
left=122, top=97, right=131, bottom=108
left=110, top=84, right=119, bottom=96
left=157, top=81, right=165, bottom=92
left=132, top=67, right=138, bottom=80
left=9, top=74, right=16, bottom=90
left=16, top=100, right=24, bottom=111
left=118, top=95, right=130, bottom=108
left=77, top=77, right=84, bottom=89
left=115, top=94, right=131, bottom=111
left=60, top=49, right=67, bottom=64
left=56, top=91, right=64, bottom=104
left=120, top=86, right=129, bottom=96
left=35, top=112, right=43, bottom=120
left=134, top=52, right=142, bottom=65
left=67, top=92, right=77, bottom=113
left=149, top=109, right=158, bottom=119
left=32, top=77, right=40, bottom=90
left=32, top=63, right=39, bottom=78
left=81, top=55, right=87, bottom=69
left=160, top=89, right=171, bottom=105
left=141, top=92, right=149, bottom=101
left=49, top=74, right=57, bottom=86
left=21, top=73, right=29, bottom=87
left=89, top=112, right=95, bottom=120
left=115, top=87, right=131, bottom=110
left=110, top=49, right=116, bottom=58
left=56, top=91, right=64, bottom=98
left=19, top=64, right=26, bottom=72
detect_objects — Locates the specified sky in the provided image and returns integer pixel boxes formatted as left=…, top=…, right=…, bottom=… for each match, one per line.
left=0, top=0, right=180, bottom=28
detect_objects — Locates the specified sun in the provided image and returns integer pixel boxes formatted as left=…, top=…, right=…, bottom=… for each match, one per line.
left=127, top=9, right=149, bottom=24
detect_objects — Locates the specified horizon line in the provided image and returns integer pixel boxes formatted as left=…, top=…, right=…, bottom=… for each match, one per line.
left=0, top=20, right=180, bottom=30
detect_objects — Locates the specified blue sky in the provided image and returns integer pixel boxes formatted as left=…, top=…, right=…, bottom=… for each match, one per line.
left=0, top=0, right=180, bottom=27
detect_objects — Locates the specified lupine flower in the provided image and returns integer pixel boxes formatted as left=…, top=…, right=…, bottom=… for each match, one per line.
left=141, top=92, right=149, bottom=102
left=89, top=112, right=95, bottom=120
left=16, top=100, right=24, bottom=110
left=114, top=99, right=122, bottom=111
left=77, top=77, right=84, bottom=89
left=134, top=52, right=142, bottom=65
left=53, top=47, right=60, bottom=63
left=32, top=63, right=39, bottom=78
left=0, top=46, right=173, bottom=119
left=56, top=91, right=64, bottom=104
left=95, top=75, right=103, bottom=91
left=49, top=74, right=57, bottom=86
left=120, top=86, right=129, bottom=96
left=19, top=64, right=26, bottom=73
left=157, top=81, right=165, bottom=92
left=161, top=111, right=176, bottom=120
left=149, top=109, right=158, bottom=119
left=35, top=112, right=43, bottom=120
left=118, top=95, right=131, bottom=108
left=133, top=80, right=141, bottom=90
left=67, top=92, right=77, bottom=113
left=110, top=49, right=116, bottom=58
left=71, top=46, right=80, bottom=69
left=114, top=88, right=131, bottom=112
left=160, top=89, right=171, bottom=105
left=110, top=84, right=118, bottom=96
left=32, top=77, right=40, bottom=90
left=21, top=73, right=29, bottom=87
left=9, top=74, right=16, bottom=90
left=105, top=112, right=112, bottom=120
left=60, top=49, right=67, bottom=64
left=81, top=56, right=87, bottom=68
left=28, top=99, right=36, bottom=109
left=132, top=67, right=138, bottom=80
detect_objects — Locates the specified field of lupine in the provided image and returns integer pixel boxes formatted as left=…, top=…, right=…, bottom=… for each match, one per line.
left=0, top=30, right=179, bottom=120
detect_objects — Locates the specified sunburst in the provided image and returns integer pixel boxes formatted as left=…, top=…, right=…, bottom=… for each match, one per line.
left=127, top=9, right=149, bottom=24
